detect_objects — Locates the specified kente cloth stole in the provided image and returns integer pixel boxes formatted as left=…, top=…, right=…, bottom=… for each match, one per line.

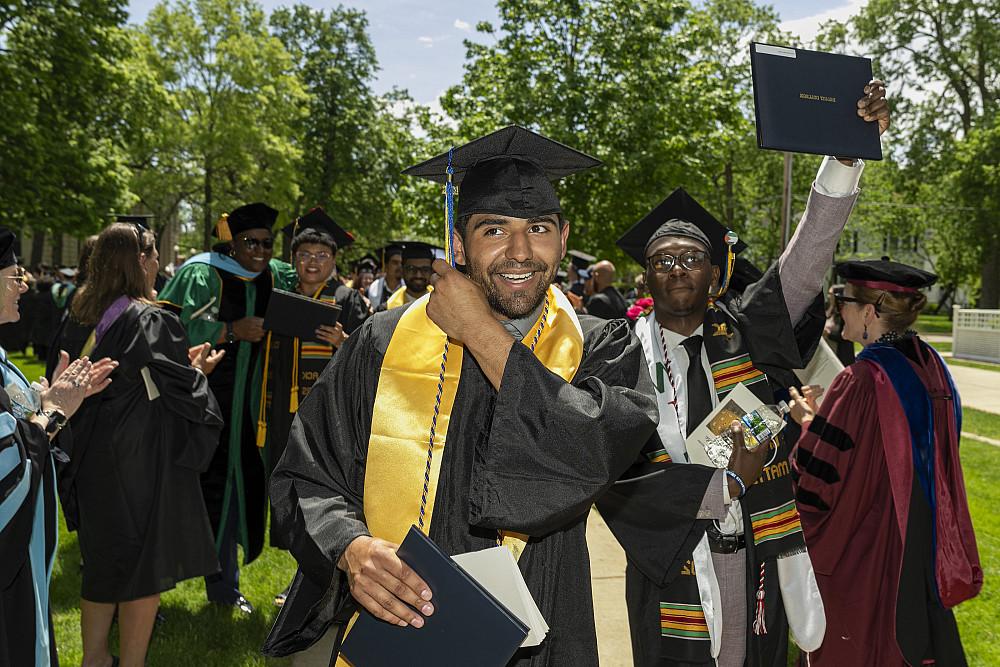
left=655, top=302, right=805, bottom=662
left=334, top=287, right=583, bottom=667
left=256, top=285, right=336, bottom=447
left=702, top=302, right=805, bottom=559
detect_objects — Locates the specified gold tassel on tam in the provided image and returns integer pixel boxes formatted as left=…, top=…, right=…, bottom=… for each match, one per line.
left=255, top=331, right=272, bottom=448
left=215, top=213, right=233, bottom=242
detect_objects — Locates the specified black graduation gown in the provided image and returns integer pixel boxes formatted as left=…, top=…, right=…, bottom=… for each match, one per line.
left=0, top=354, right=60, bottom=667
left=202, top=268, right=273, bottom=564
left=263, top=281, right=370, bottom=548
left=45, top=290, right=94, bottom=380
left=262, top=308, right=659, bottom=665
left=28, top=283, right=57, bottom=358
left=60, top=303, right=223, bottom=602
left=586, top=286, right=629, bottom=320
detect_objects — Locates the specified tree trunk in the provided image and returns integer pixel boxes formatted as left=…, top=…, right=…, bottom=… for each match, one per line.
left=52, top=233, right=63, bottom=267
left=203, top=162, right=213, bottom=251
left=979, top=237, right=1000, bottom=308
left=29, top=228, right=46, bottom=267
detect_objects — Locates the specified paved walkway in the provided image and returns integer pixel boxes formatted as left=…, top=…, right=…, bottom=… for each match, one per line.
left=588, top=510, right=632, bottom=666
left=946, top=363, right=1000, bottom=414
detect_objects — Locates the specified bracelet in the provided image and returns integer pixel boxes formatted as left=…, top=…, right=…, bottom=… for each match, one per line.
left=725, top=469, right=747, bottom=499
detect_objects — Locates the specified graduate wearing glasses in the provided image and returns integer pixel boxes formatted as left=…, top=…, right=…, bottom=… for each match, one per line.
left=381, top=241, right=442, bottom=310
left=259, top=208, right=370, bottom=562
left=158, top=202, right=295, bottom=614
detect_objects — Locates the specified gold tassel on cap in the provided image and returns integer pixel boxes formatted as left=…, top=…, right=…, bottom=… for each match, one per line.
left=216, top=213, right=232, bottom=242
left=712, top=231, right=739, bottom=298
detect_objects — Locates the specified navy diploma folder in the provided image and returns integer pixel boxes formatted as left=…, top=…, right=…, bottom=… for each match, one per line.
left=338, top=526, right=530, bottom=667
left=750, top=42, right=882, bottom=160
left=262, top=288, right=342, bottom=340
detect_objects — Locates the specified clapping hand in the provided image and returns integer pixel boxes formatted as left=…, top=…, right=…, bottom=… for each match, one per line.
left=47, top=350, right=116, bottom=400
left=788, top=385, right=823, bottom=426
left=188, top=343, right=226, bottom=375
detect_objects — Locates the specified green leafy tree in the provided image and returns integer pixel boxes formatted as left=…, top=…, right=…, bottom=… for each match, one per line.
left=269, top=4, right=431, bottom=248
left=0, top=0, right=135, bottom=263
left=138, top=0, right=306, bottom=249
left=845, top=0, right=1000, bottom=305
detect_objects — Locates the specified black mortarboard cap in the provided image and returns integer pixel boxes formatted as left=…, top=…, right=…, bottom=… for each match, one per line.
left=836, top=259, right=937, bottom=291
left=0, top=227, right=18, bottom=270
left=567, top=249, right=596, bottom=271
left=401, top=242, right=444, bottom=262
left=215, top=202, right=278, bottom=240
left=616, top=187, right=747, bottom=268
left=281, top=207, right=355, bottom=251
left=402, top=125, right=602, bottom=219
left=354, top=254, right=378, bottom=273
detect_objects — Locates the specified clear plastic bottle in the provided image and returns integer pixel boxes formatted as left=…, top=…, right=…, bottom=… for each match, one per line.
left=703, top=401, right=790, bottom=468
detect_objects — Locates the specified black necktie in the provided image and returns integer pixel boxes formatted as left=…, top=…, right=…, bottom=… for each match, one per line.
left=682, top=335, right=712, bottom=435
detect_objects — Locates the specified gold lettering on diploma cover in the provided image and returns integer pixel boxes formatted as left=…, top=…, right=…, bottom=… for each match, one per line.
left=799, top=93, right=837, bottom=103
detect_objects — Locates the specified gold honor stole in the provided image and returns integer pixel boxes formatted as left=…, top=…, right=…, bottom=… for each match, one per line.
left=333, top=287, right=582, bottom=664
left=385, top=285, right=410, bottom=310
left=363, top=285, right=584, bottom=554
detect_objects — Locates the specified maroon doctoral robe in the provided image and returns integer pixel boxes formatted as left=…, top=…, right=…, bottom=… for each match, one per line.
left=790, top=337, right=981, bottom=666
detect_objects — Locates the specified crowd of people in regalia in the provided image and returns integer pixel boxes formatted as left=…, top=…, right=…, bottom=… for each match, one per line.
left=0, top=78, right=984, bottom=667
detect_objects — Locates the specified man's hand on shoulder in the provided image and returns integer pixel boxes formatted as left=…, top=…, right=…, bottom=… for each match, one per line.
left=339, top=535, right=434, bottom=628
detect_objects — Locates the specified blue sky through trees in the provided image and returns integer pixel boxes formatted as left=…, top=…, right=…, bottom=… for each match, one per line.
left=125, top=0, right=859, bottom=107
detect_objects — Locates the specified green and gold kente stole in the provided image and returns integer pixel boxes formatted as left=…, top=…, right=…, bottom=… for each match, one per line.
left=702, top=301, right=804, bottom=558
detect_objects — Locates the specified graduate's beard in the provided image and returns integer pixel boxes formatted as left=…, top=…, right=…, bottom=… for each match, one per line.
left=467, top=257, right=553, bottom=320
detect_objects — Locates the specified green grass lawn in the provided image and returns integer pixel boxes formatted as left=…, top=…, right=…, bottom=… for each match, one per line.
left=916, top=312, right=954, bottom=335
left=949, top=357, right=1000, bottom=373
left=930, top=340, right=953, bottom=354
left=8, top=350, right=1000, bottom=666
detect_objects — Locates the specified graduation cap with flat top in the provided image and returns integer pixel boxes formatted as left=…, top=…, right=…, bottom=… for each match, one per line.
left=617, top=187, right=748, bottom=296
left=617, top=187, right=747, bottom=268
left=281, top=207, right=355, bottom=251
left=402, top=125, right=602, bottom=220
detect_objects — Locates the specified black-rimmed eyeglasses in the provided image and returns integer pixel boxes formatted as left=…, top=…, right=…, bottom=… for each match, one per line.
left=646, top=251, right=708, bottom=273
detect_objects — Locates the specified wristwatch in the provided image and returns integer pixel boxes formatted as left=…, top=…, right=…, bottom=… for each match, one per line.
left=41, top=408, right=67, bottom=436
left=225, top=321, right=236, bottom=344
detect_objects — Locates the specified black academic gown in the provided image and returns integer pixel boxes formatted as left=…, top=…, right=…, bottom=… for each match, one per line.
left=0, top=353, right=60, bottom=667
left=45, top=290, right=94, bottom=380
left=263, top=280, right=370, bottom=548
left=586, top=286, right=629, bottom=320
left=262, top=308, right=659, bottom=666
left=59, top=302, right=223, bottom=602
left=203, top=268, right=273, bottom=564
